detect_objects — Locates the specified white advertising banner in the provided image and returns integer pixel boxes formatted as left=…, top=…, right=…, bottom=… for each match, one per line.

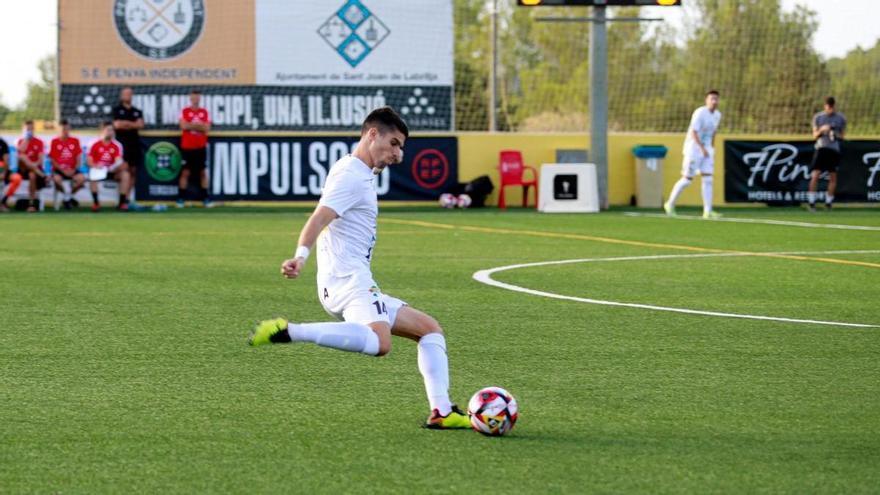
left=256, top=0, right=454, bottom=87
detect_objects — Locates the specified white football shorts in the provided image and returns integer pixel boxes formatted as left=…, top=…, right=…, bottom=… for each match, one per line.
left=681, top=146, right=715, bottom=177
left=316, top=269, right=407, bottom=327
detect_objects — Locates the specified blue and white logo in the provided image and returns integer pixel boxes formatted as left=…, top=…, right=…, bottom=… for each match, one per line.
left=318, top=0, right=390, bottom=68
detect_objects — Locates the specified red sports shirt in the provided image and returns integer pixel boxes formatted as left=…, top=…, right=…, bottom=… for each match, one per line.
left=49, top=136, right=83, bottom=171
left=89, top=139, right=124, bottom=168
left=16, top=137, right=45, bottom=165
left=181, top=106, right=210, bottom=150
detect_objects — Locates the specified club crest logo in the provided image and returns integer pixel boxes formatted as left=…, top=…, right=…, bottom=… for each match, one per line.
left=145, top=141, right=183, bottom=182
left=114, top=0, right=205, bottom=60
left=318, top=0, right=390, bottom=68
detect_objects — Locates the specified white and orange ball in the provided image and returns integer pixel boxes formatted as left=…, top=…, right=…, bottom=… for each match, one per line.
left=456, top=194, right=472, bottom=209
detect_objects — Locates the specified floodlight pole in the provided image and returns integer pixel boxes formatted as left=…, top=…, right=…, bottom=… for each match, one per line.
left=489, top=0, right=499, bottom=132
left=590, top=4, right=608, bottom=209
left=55, top=1, right=61, bottom=123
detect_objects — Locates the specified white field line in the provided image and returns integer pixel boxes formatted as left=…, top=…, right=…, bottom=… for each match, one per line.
left=622, top=212, right=880, bottom=232
left=472, top=251, right=880, bottom=329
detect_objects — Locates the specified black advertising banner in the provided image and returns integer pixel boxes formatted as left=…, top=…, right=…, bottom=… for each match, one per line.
left=136, top=135, right=457, bottom=202
left=61, top=84, right=452, bottom=131
left=725, top=140, right=880, bottom=203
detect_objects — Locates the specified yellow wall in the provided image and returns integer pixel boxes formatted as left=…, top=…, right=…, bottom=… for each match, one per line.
left=458, top=132, right=690, bottom=207
left=458, top=132, right=880, bottom=207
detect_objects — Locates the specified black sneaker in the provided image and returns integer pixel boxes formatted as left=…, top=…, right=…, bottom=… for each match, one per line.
left=63, top=200, right=72, bottom=211
left=825, top=202, right=833, bottom=211
left=70, top=198, right=79, bottom=208
left=807, top=203, right=817, bottom=212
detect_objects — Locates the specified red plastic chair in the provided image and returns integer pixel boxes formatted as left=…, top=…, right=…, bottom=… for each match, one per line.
left=497, top=150, right=538, bottom=209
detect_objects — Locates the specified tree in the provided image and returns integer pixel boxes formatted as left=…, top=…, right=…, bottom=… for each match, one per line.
left=827, top=40, right=880, bottom=135
left=454, top=0, right=841, bottom=134
left=606, top=7, right=681, bottom=131
left=3, top=54, right=56, bottom=129
left=499, top=4, right=591, bottom=131
left=675, top=0, right=828, bottom=134
left=454, top=0, right=492, bottom=131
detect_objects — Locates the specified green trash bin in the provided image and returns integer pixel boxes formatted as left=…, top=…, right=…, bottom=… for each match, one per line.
left=632, top=145, right=668, bottom=208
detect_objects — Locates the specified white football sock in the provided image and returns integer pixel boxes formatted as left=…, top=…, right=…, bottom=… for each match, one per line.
left=808, top=191, right=816, bottom=204
left=287, top=321, right=380, bottom=356
left=668, top=177, right=692, bottom=206
left=417, top=333, right=452, bottom=415
left=701, top=176, right=714, bottom=214
left=825, top=195, right=834, bottom=205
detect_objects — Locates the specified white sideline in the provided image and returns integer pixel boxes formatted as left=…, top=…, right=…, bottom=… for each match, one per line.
left=622, top=212, right=880, bottom=232
left=472, top=251, right=880, bottom=329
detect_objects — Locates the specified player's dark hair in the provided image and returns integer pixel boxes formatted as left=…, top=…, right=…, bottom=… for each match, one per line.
left=190, top=89, right=202, bottom=95
left=59, top=119, right=69, bottom=126
left=24, top=120, right=33, bottom=126
left=825, top=96, right=836, bottom=107
left=362, top=106, right=409, bottom=138
left=101, top=120, right=114, bottom=128
left=706, top=89, right=720, bottom=97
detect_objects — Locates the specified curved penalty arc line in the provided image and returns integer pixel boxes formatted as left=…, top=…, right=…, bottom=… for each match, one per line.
left=472, top=252, right=880, bottom=329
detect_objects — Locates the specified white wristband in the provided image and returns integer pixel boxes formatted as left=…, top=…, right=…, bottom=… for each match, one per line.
left=295, top=246, right=310, bottom=261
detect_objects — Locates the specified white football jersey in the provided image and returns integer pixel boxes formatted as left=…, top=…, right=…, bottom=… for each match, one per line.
left=684, top=106, right=722, bottom=152
left=316, top=155, right=379, bottom=277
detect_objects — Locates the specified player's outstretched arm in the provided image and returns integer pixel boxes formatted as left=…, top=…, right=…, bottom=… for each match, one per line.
left=281, top=205, right=338, bottom=279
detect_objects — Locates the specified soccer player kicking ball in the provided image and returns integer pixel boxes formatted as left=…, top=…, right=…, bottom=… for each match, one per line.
left=249, top=107, right=470, bottom=430
left=664, top=90, right=722, bottom=219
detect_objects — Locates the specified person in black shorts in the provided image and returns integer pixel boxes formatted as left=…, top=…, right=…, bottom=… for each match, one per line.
left=16, top=120, right=48, bottom=212
left=808, top=96, right=847, bottom=211
left=111, top=87, right=145, bottom=206
left=178, top=89, right=212, bottom=208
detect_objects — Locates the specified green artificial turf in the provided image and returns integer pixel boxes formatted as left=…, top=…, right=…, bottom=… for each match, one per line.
left=1, top=206, right=878, bottom=493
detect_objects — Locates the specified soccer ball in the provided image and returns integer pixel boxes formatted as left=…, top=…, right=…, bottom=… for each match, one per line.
left=439, top=193, right=457, bottom=208
left=456, top=194, right=472, bottom=209
left=467, top=386, right=518, bottom=436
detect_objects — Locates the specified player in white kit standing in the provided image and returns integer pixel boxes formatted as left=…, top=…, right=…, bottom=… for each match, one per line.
left=249, top=107, right=470, bottom=429
left=664, top=90, right=723, bottom=219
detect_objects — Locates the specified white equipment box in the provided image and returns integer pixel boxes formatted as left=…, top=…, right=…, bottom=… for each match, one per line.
left=537, top=163, right=599, bottom=213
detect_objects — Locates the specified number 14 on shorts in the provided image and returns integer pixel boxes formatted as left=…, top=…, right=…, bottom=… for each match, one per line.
left=373, top=301, right=387, bottom=315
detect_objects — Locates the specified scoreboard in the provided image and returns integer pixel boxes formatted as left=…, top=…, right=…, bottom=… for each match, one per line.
left=518, top=1, right=681, bottom=6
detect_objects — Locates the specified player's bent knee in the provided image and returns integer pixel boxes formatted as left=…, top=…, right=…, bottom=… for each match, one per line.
left=374, top=332, right=392, bottom=356
left=368, top=323, right=393, bottom=356
left=376, top=340, right=392, bottom=357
